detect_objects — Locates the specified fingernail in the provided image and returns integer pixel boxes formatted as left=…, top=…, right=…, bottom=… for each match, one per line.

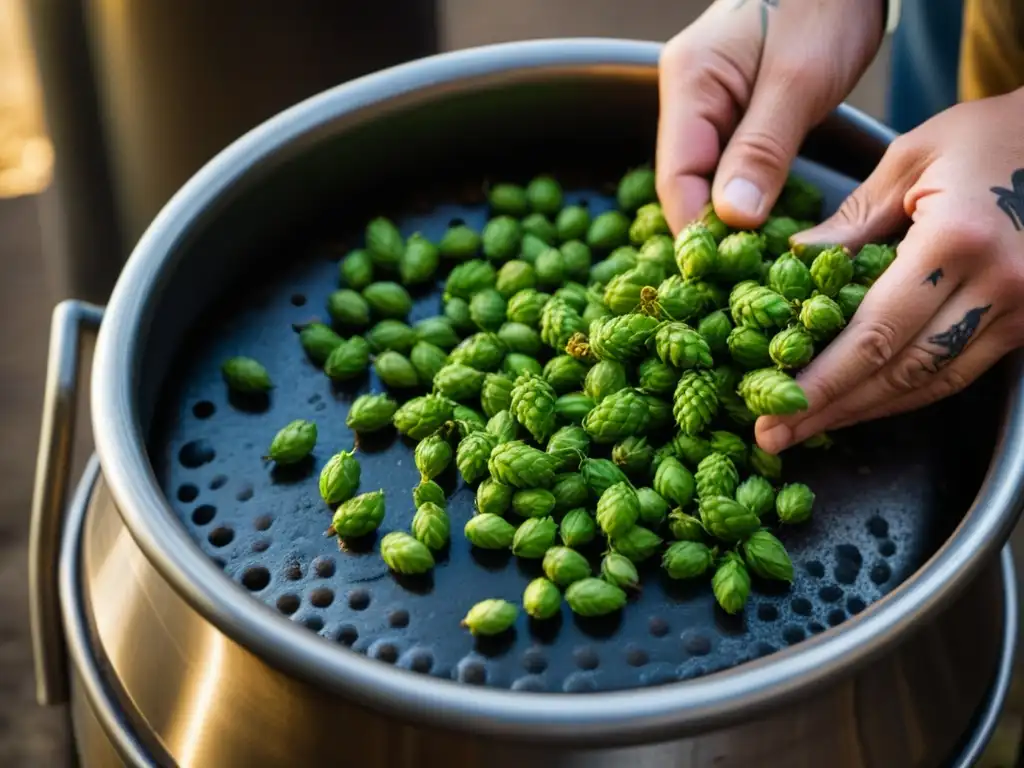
left=759, top=423, right=792, bottom=454
left=722, top=177, right=764, bottom=218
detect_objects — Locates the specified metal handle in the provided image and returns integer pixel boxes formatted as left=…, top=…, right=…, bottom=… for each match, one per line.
left=29, top=299, right=103, bottom=706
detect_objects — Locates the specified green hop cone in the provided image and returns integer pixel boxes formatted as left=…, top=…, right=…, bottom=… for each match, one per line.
left=560, top=508, right=597, bottom=548
left=727, top=325, right=773, bottom=369
left=411, top=502, right=450, bottom=551
left=776, top=483, right=815, bottom=524
left=629, top=202, right=670, bottom=245
left=464, top=513, right=516, bottom=549
left=486, top=410, right=518, bottom=444
left=582, top=387, right=650, bottom=444
left=399, top=233, right=440, bottom=285
left=510, top=372, right=558, bottom=443
left=450, top=332, right=506, bottom=371
left=584, top=360, right=628, bottom=402
left=769, top=325, right=815, bottom=369
left=222, top=356, right=272, bottom=394
left=482, top=215, right=523, bottom=261
left=555, top=204, right=589, bottom=240
left=656, top=276, right=708, bottom=322
left=495, top=260, right=537, bottom=298
left=712, top=551, right=751, bottom=615
left=363, top=282, right=413, bottom=319
left=455, top=406, right=486, bottom=433
left=762, top=216, right=808, bottom=257
left=433, top=363, right=486, bottom=401
left=639, top=234, right=675, bottom=273
left=853, top=243, right=897, bottom=286
left=438, top=224, right=480, bottom=260
left=522, top=213, right=558, bottom=243
left=712, top=365, right=758, bottom=426
left=366, top=320, right=417, bottom=354
left=340, top=248, right=374, bottom=290
left=768, top=253, right=814, bottom=301
left=717, top=232, right=765, bottom=282
left=750, top=445, right=783, bottom=480
left=331, top=489, right=384, bottom=538
left=414, top=433, right=453, bottom=482
left=480, top=373, right=514, bottom=417
left=498, top=322, right=542, bottom=356
left=736, top=475, right=776, bottom=518
left=512, top=516, right=558, bottom=559
left=392, top=395, right=454, bottom=440
left=365, top=217, right=404, bottom=268
left=799, top=294, right=846, bottom=341
left=742, top=530, right=794, bottom=582
left=587, top=210, right=631, bottom=251
left=609, top=525, right=663, bottom=563
left=776, top=174, right=824, bottom=219
left=729, top=281, right=793, bottom=330
left=662, top=541, right=716, bottom=579
left=462, top=598, right=518, bottom=636
left=672, top=369, right=719, bottom=436
left=698, top=203, right=730, bottom=241
left=708, top=430, right=747, bottom=468
left=521, top=233, right=550, bottom=264
left=299, top=323, right=343, bottom=364
left=655, top=321, right=714, bottom=370
left=590, top=247, right=638, bottom=284
left=546, top=425, right=590, bottom=471
left=565, top=577, right=628, bottom=617
left=325, top=336, right=371, bottom=381
left=445, top=298, right=475, bottom=334
left=554, top=392, right=595, bottom=424
left=836, top=283, right=868, bottom=321
left=596, top=482, right=641, bottom=538
left=488, top=183, right=528, bottom=216
left=580, top=457, right=630, bottom=496
left=468, top=289, right=507, bottom=332
left=456, top=429, right=498, bottom=484
left=695, top=452, right=740, bottom=501
left=543, top=355, right=587, bottom=394
left=374, top=350, right=419, bottom=388
left=653, top=457, right=696, bottom=508
left=540, top=298, right=586, bottom=351
left=674, top=223, right=719, bottom=279
left=445, top=259, right=496, bottom=300
left=636, top=487, right=670, bottom=527
left=504, top=352, right=544, bottom=379
left=636, top=357, right=677, bottom=397
left=523, top=577, right=562, bottom=620
left=617, top=166, right=657, bottom=213
left=602, top=272, right=645, bottom=315
left=266, top=419, right=317, bottom=464
left=413, top=480, right=446, bottom=508
left=671, top=433, right=713, bottom=467
left=552, top=473, right=590, bottom=512
left=542, top=546, right=592, bottom=586
left=512, top=488, right=557, bottom=519
left=700, top=496, right=761, bottom=542
left=738, top=368, right=809, bottom=416
left=809, top=245, right=854, bottom=297
left=668, top=510, right=705, bottom=542
left=535, top=247, right=567, bottom=289
left=507, top=289, right=551, bottom=326
left=642, top=393, right=674, bottom=432
left=612, top=436, right=653, bottom=476
left=410, top=341, right=450, bottom=386
left=476, top=476, right=513, bottom=515
left=561, top=240, right=593, bottom=281
left=346, top=394, right=398, bottom=433
left=600, top=553, right=640, bottom=590
left=488, top=441, right=560, bottom=489
left=380, top=531, right=435, bottom=575
left=698, top=310, right=733, bottom=356
left=319, top=450, right=361, bottom=505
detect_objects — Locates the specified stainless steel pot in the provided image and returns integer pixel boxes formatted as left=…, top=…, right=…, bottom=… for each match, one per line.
left=31, top=39, right=1024, bottom=767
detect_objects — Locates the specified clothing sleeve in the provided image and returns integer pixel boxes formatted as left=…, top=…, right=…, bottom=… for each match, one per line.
left=959, top=0, right=1024, bottom=100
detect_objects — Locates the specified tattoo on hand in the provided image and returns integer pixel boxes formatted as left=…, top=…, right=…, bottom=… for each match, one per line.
left=991, top=169, right=1024, bottom=231
left=733, top=0, right=778, bottom=39
left=927, top=305, right=992, bottom=365
left=924, top=268, right=944, bottom=286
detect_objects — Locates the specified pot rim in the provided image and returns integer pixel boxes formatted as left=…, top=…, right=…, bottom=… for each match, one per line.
left=91, top=37, right=1024, bottom=744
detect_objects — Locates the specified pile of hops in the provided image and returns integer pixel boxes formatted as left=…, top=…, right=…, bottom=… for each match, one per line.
left=222, top=167, right=897, bottom=637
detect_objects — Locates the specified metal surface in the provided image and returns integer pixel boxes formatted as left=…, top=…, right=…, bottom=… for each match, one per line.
left=30, top=300, right=103, bottom=706
left=147, top=170, right=989, bottom=693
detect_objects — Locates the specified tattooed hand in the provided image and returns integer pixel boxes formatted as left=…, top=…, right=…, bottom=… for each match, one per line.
left=656, top=0, right=883, bottom=233
left=756, top=90, right=1024, bottom=454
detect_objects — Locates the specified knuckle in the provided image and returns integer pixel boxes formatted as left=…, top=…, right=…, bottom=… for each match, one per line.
left=660, top=31, right=706, bottom=73
left=835, top=190, right=872, bottom=228
left=938, top=217, right=999, bottom=256
left=937, top=366, right=971, bottom=398
left=731, top=128, right=793, bottom=173
left=883, top=345, right=937, bottom=393
left=851, top=317, right=901, bottom=369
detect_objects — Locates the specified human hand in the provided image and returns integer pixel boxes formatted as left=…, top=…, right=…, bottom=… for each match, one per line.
left=756, top=89, right=1024, bottom=454
left=656, top=0, right=883, bottom=233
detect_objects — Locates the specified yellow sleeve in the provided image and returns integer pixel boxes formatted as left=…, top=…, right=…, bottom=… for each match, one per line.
left=959, top=0, right=1024, bottom=101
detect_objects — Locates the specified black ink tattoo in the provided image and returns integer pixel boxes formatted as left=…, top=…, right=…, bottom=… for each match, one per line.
left=990, top=169, right=1024, bottom=231
left=927, top=305, right=992, bottom=365
left=733, top=0, right=778, bottom=39
left=924, top=268, right=944, bottom=286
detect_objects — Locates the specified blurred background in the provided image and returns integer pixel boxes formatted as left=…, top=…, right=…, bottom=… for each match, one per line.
left=0, top=1, right=1012, bottom=766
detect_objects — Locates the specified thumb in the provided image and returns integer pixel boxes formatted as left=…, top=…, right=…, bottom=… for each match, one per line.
left=791, top=137, right=925, bottom=251
left=712, top=74, right=819, bottom=229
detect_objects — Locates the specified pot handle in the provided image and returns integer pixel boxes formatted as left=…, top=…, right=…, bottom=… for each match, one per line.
left=29, top=300, right=103, bottom=707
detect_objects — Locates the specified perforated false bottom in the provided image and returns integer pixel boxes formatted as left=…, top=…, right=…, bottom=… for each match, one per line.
left=150, top=185, right=990, bottom=693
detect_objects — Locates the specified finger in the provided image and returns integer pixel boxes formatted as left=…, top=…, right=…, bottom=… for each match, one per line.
left=712, top=72, right=820, bottom=228
left=792, top=135, right=928, bottom=252
left=758, top=294, right=1002, bottom=451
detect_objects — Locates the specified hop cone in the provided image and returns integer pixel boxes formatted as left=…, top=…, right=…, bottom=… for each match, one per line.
left=672, top=370, right=719, bottom=436
left=653, top=456, right=696, bottom=507
left=769, top=325, right=814, bottom=369
left=742, top=530, right=794, bottom=582
left=331, top=489, right=384, bottom=537
left=612, top=436, right=654, bottom=476
left=565, top=577, right=627, bottom=617
left=510, top=372, right=558, bottom=443
left=581, top=457, right=630, bottom=496
left=456, top=430, right=498, bottom=484
left=433, top=363, right=486, bottom=401
left=655, top=322, right=713, bottom=369
left=762, top=216, right=807, bottom=257
left=657, top=276, right=710, bottom=322
left=671, top=433, right=713, bottom=466
left=589, top=313, right=661, bottom=362
left=712, top=365, right=758, bottom=426
left=735, top=475, right=776, bottom=517
left=512, top=517, right=558, bottom=559
left=540, top=298, right=586, bottom=350
left=596, top=482, right=641, bottom=538
left=601, top=553, right=640, bottom=590
left=809, top=246, right=854, bottom=297
left=712, top=551, right=751, bottom=615
left=411, top=502, right=450, bottom=551
left=461, top=599, right=517, bottom=636
left=637, top=357, right=679, bottom=397
left=512, top=489, right=557, bottom=519
left=700, top=496, right=761, bottom=542
left=799, top=294, right=846, bottom=341
left=414, top=480, right=446, bottom=508
left=636, top=487, right=670, bottom=526
left=542, top=546, right=592, bottom=586
left=543, top=355, right=588, bottom=394
left=738, top=368, right=809, bottom=415
left=777, top=482, right=816, bottom=524
left=507, top=289, right=551, bottom=326
left=709, top=430, right=747, bottom=468
left=853, top=243, right=896, bottom=286
left=674, top=223, right=719, bottom=279
left=729, top=282, right=793, bottom=330
left=727, top=325, right=773, bottom=369
left=476, top=478, right=512, bottom=516
left=768, top=253, right=813, bottom=301
left=464, top=514, right=516, bottom=549
left=486, top=410, right=518, bottom=444
left=487, top=441, right=560, bottom=488
left=547, top=425, right=590, bottom=470
left=695, top=452, right=740, bottom=500
left=717, top=232, right=764, bottom=282
left=582, top=387, right=650, bottom=444
left=380, top=531, right=435, bottom=575
left=662, top=541, right=716, bottom=580
left=480, top=373, right=514, bottom=417
left=837, top=283, right=868, bottom=321
left=584, top=359, right=629, bottom=402
left=560, top=508, right=597, bottom=547
left=750, top=445, right=783, bottom=480
left=554, top=393, right=595, bottom=424
left=414, top=433, right=452, bottom=481
left=698, top=310, right=733, bottom=355
left=449, top=332, right=506, bottom=372
left=609, top=525, right=663, bottom=563
left=523, top=578, right=562, bottom=620
left=668, top=510, right=706, bottom=541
